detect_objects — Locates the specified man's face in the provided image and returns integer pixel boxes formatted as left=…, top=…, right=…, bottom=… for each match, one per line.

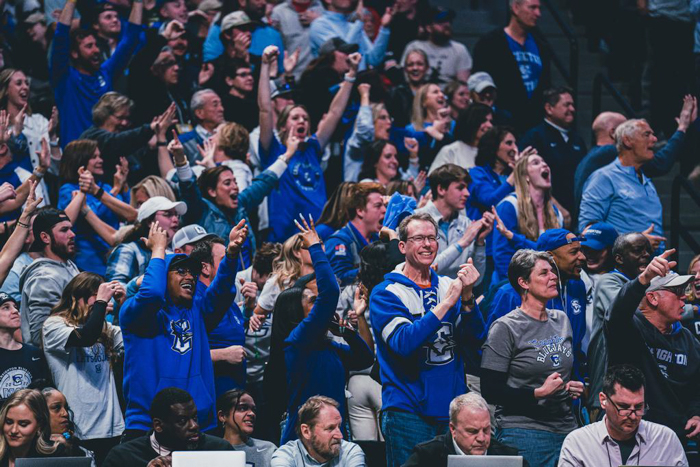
left=155, top=401, right=200, bottom=449
left=582, top=246, right=611, bottom=275
left=45, top=221, right=76, bottom=260
left=546, top=93, right=575, bottom=128
left=227, top=67, right=254, bottom=95
left=472, top=87, right=497, bottom=107
left=512, top=0, right=541, bottom=29
left=240, top=0, right=266, bottom=20
left=439, top=180, right=469, bottom=213
left=627, top=121, right=657, bottom=163
left=358, top=192, right=386, bottom=235
left=649, top=286, right=687, bottom=324
left=251, top=269, right=269, bottom=291
left=616, top=234, right=652, bottom=278
left=160, top=0, right=188, bottom=24
left=95, top=10, right=121, bottom=39
left=600, top=384, right=644, bottom=439
left=303, top=406, right=343, bottom=462
left=167, top=264, right=196, bottom=304
left=428, top=21, right=452, bottom=45
left=168, top=34, right=188, bottom=57
left=0, top=301, right=20, bottom=331
left=330, top=0, right=356, bottom=14
left=549, top=234, right=585, bottom=279
left=450, top=407, right=491, bottom=455
left=73, top=34, right=101, bottom=72
left=399, top=220, right=438, bottom=269
left=204, top=242, right=226, bottom=279
left=196, top=93, right=225, bottom=127
left=208, top=170, right=239, bottom=211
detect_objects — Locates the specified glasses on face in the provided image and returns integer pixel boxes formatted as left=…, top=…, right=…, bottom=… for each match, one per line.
left=605, top=396, right=648, bottom=418
left=235, top=403, right=257, bottom=414
left=406, top=235, right=438, bottom=244
left=174, top=267, right=194, bottom=276
left=236, top=71, right=253, bottom=78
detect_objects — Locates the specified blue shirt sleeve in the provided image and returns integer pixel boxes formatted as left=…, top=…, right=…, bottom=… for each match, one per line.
left=119, top=257, right=167, bottom=334
left=578, top=171, right=613, bottom=232
left=492, top=201, right=519, bottom=281
left=325, top=232, right=358, bottom=286
left=102, top=21, right=142, bottom=78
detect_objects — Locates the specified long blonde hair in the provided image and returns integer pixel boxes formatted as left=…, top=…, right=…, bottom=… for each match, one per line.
left=512, top=155, right=560, bottom=241
left=272, top=234, right=305, bottom=288
left=411, top=83, right=439, bottom=131
left=0, top=389, right=58, bottom=460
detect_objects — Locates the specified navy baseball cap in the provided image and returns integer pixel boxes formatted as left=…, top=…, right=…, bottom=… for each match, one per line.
left=536, top=229, right=584, bottom=252
left=581, top=222, right=619, bottom=251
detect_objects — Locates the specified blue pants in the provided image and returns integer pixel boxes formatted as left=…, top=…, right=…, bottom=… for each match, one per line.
left=381, top=410, right=447, bottom=467
left=496, top=427, right=568, bottom=467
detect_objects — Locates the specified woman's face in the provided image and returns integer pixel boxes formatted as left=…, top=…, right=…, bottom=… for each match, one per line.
left=284, top=107, right=310, bottom=140
left=210, top=170, right=239, bottom=211
left=301, top=280, right=318, bottom=318
left=525, top=154, right=551, bottom=190
left=523, top=259, right=559, bottom=301
left=374, top=108, right=392, bottom=140
left=7, top=71, right=29, bottom=109
left=4, top=404, right=39, bottom=450
left=474, top=113, right=494, bottom=143
left=424, top=84, right=446, bottom=113
left=86, top=148, right=104, bottom=176
left=27, top=22, right=48, bottom=44
left=220, top=393, right=256, bottom=437
left=451, top=85, right=470, bottom=112
left=154, top=209, right=181, bottom=240
left=45, top=391, right=70, bottom=435
left=404, top=51, right=427, bottom=85
left=496, top=132, right=517, bottom=167
left=375, top=144, right=398, bottom=181
left=690, top=260, right=700, bottom=297
left=132, top=188, right=149, bottom=209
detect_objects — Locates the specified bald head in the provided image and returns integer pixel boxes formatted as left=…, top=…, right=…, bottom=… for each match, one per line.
left=592, top=112, right=627, bottom=146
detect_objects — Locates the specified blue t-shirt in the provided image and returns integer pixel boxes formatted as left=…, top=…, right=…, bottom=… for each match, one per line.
left=259, top=135, right=327, bottom=242
left=505, top=32, right=542, bottom=98
left=0, top=163, right=23, bottom=222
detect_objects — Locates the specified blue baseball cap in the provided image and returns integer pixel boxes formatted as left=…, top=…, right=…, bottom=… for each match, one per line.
left=581, top=222, right=619, bottom=251
left=536, top=229, right=584, bottom=252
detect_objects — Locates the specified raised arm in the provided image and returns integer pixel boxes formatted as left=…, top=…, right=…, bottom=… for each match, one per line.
left=316, top=52, right=361, bottom=149
left=258, top=46, right=278, bottom=154
left=79, top=168, right=138, bottom=223
left=0, top=182, right=41, bottom=286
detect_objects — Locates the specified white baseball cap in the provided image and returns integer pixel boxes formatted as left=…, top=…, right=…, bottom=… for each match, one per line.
left=137, top=196, right=187, bottom=223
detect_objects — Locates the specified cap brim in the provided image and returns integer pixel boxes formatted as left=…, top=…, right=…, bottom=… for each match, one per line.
left=339, top=44, right=360, bottom=54
left=169, top=255, right=202, bottom=275
left=664, top=274, right=694, bottom=288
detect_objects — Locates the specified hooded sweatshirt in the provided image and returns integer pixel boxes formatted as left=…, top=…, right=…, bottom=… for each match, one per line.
left=606, top=277, right=700, bottom=440
left=19, top=258, right=80, bottom=346
left=369, top=266, right=486, bottom=421
left=119, top=253, right=238, bottom=431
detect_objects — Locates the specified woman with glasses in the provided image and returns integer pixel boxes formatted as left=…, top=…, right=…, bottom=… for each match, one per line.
left=217, top=389, right=276, bottom=467
left=481, top=249, right=584, bottom=467
left=42, top=273, right=126, bottom=465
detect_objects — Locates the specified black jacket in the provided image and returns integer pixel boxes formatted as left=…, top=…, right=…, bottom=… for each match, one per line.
left=519, top=121, right=587, bottom=214
left=472, top=28, right=551, bottom=136
left=605, top=277, right=700, bottom=440
left=80, top=125, right=156, bottom=184
left=402, top=431, right=527, bottom=467
left=102, top=433, right=233, bottom=467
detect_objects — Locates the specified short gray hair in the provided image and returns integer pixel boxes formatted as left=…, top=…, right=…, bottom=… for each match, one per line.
left=614, top=118, right=646, bottom=153
left=190, top=89, right=218, bottom=121
left=449, top=392, right=489, bottom=424
left=508, top=249, right=555, bottom=295
left=398, top=212, right=438, bottom=242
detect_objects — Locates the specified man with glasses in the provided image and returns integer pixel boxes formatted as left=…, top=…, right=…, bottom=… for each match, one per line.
left=222, top=60, right=258, bottom=132
left=369, top=212, right=486, bottom=467
left=559, top=364, right=688, bottom=466
left=119, top=219, right=248, bottom=440
left=605, top=248, right=700, bottom=451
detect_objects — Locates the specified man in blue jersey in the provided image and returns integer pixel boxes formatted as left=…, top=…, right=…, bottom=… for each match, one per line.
left=369, top=212, right=486, bottom=467
left=119, top=218, right=247, bottom=440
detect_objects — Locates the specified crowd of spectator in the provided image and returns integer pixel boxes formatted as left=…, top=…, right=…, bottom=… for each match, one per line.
left=0, top=0, right=699, bottom=466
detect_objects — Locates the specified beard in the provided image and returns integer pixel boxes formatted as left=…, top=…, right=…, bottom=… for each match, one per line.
left=309, top=433, right=341, bottom=461
left=50, top=236, right=75, bottom=261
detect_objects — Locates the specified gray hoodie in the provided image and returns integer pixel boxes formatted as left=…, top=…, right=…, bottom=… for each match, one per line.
left=19, top=258, right=80, bottom=346
left=270, top=0, right=325, bottom=80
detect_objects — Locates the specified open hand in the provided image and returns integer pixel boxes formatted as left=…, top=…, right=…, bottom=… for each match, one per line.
left=227, top=219, right=249, bottom=256
left=639, top=248, right=677, bottom=286
left=642, top=224, right=666, bottom=251
left=294, top=214, right=321, bottom=249
left=141, top=220, right=168, bottom=254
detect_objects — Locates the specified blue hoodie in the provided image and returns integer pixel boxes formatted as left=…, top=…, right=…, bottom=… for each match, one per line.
left=325, top=222, right=379, bottom=287
left=119, top=253, right=238, bottom=431
left=369, top=268, right=486, bottom=422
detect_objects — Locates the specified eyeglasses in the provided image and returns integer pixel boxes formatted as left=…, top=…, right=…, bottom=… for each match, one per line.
left=174, top=267, right=195, bottom=276
left=406, top=235, right=438, bottom=244
left=605, top=396, right=648, bottom=418
left=236, top=71, right=253, bottom=78
left=235, top=403, right=257, bottom=414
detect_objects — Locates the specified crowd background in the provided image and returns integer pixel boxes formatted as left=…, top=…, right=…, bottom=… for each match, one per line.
left=0, top=0, right=699, bottom=466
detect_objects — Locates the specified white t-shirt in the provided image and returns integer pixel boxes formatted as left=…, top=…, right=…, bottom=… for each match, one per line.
left=401, top=40, right=472, bottom=86
left=42, top=316, right=125, bottom=440
left=429, top=140, right=478, bottom=174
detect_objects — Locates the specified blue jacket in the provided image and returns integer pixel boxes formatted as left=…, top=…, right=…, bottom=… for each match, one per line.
left=486, top=280, right=587, bottom=376
left=467, top=165, right=514, bottom=258
left=282, top=244, right=373, bottom=443
left=369, top=267, right=486, bottom=422
left=325, top=222, right=378, bottom=286
left=179, top=169, right=279, bottom=269
left=119, top=253, right=238, bottom=431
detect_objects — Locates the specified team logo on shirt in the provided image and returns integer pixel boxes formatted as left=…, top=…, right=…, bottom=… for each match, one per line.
left=426, top=323, right=456, bottom=365
left=571, top=299, right=582, bottom=315
left=170, top=319, right=193, bottom=355
left=291, top=161, right=322, bottom=192
left=528, top=335, right=571, bottom=366
left=334, top=244, right=347, bottom=257
left=0, top=367, right=31, bottom=398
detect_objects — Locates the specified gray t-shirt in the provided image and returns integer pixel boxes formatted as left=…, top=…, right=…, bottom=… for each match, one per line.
left=481, top=307, right=577, bottom=433
left=42, top=316, right=125, bottom=439
left=232, top=437, right=276, bottom=467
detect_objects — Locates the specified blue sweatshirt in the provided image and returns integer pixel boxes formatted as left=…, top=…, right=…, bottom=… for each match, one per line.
left=369, top=268, right=486, bottom=422
left=50, top=22, right=141, bottom=147
left=467, top=165, right=513, bottom=257
left=206, top=287, right=247, bottom=397
left=325, top=222, right=379, bottom=286
left=281, top=244, right=373, bottom=444
left=119, top=253, right=238, bottom=431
